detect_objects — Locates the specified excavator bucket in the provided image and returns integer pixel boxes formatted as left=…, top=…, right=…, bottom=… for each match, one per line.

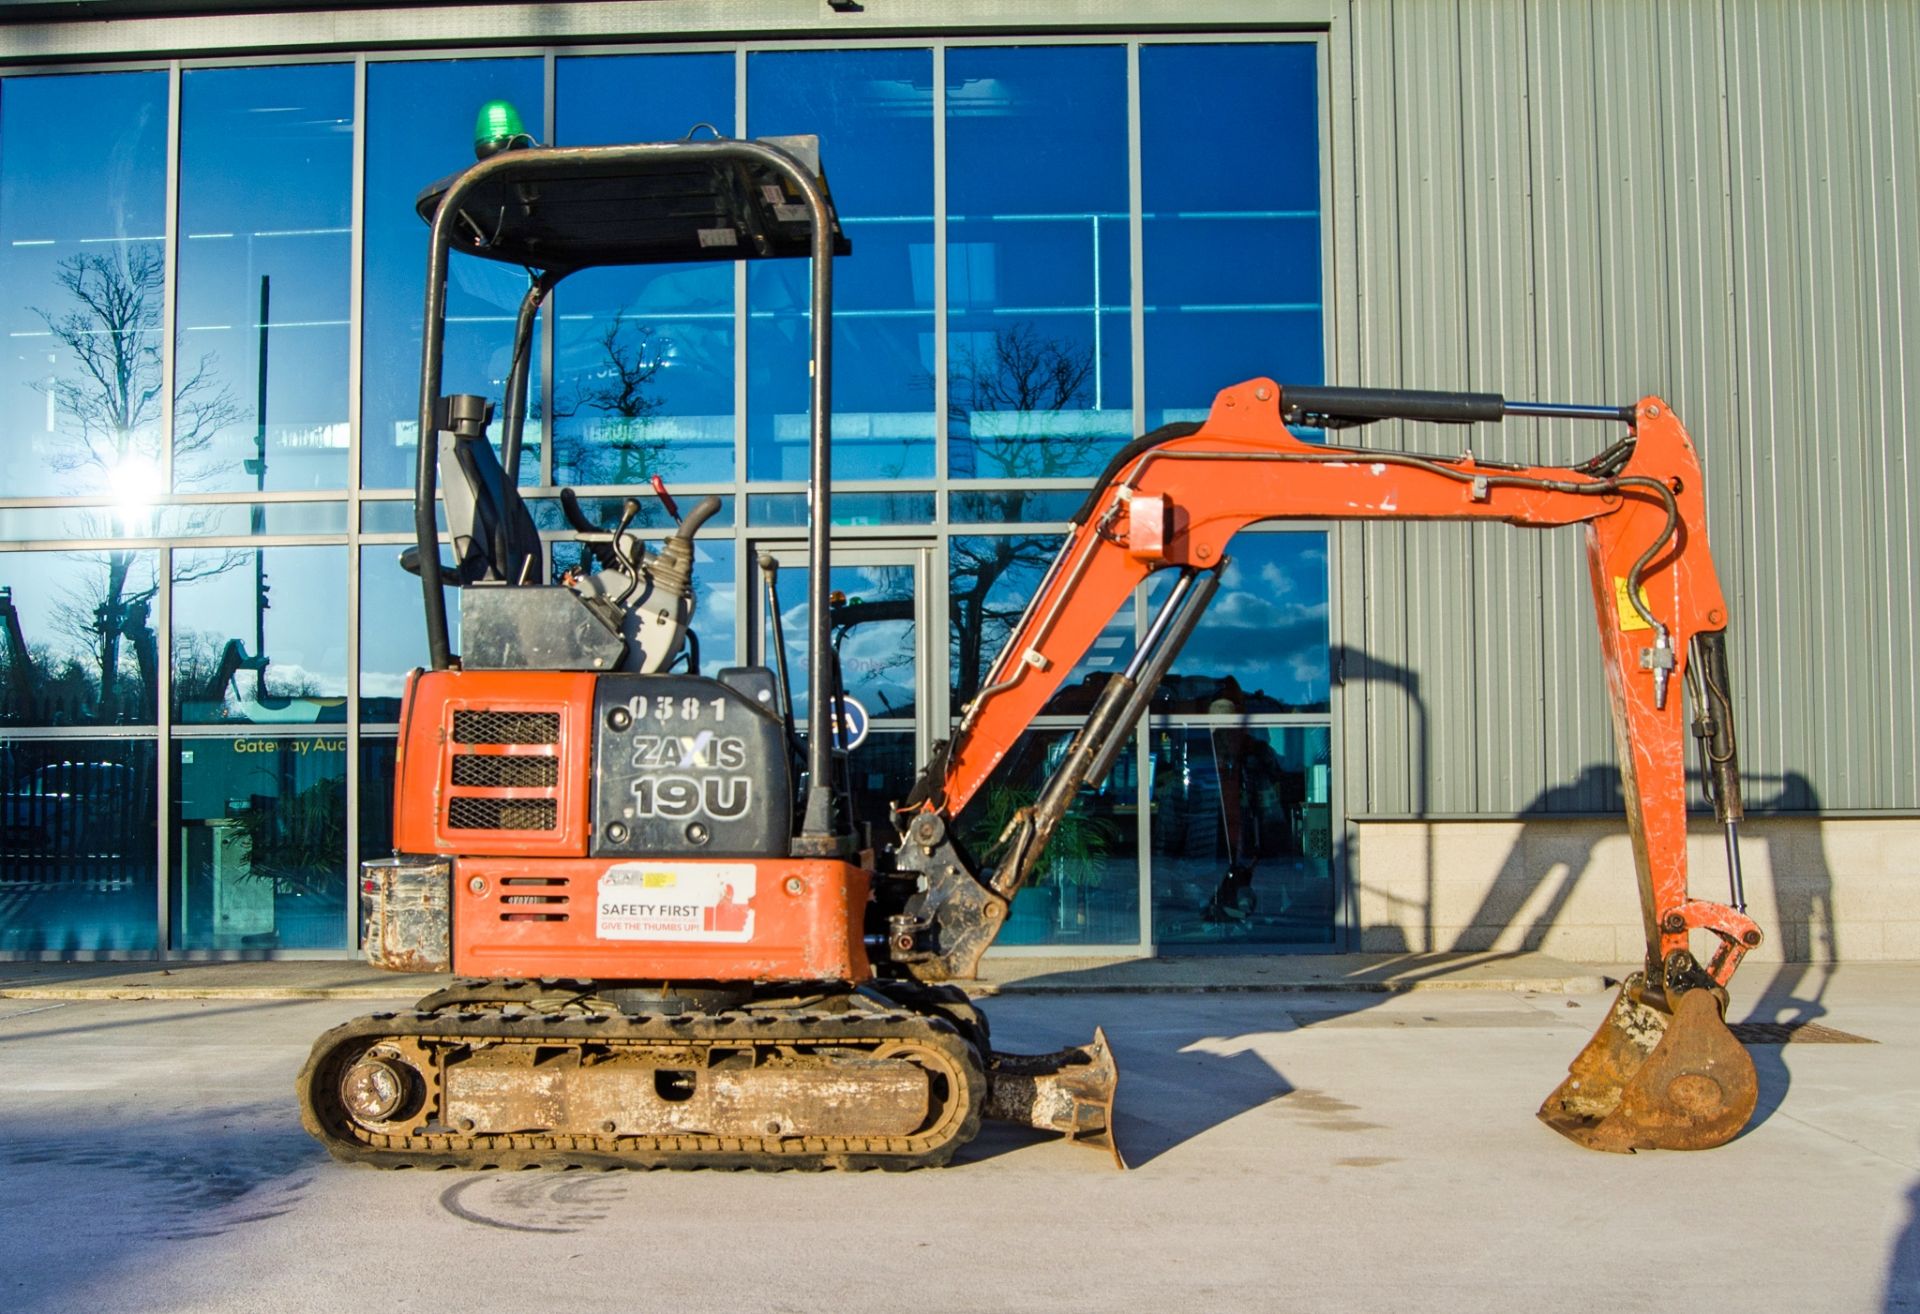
left=1538, top=974, right=1757, bottom=1153
left=985, top=1027, right=1125, bottom=1168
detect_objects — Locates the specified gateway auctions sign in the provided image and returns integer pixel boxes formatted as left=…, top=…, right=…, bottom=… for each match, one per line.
left=596, top=862, right=756, bottom=943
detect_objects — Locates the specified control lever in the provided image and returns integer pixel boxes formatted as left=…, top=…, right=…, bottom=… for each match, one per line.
left=651, top=474, right=682, bottom=525
left=559, top=487, right=620, bottom=569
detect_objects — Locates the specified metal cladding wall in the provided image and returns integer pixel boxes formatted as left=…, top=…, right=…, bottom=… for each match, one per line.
left=1332, top=0, right=1920, bottom=820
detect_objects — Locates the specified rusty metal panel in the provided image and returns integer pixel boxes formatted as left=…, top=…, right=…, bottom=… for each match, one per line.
left=361, top=856, right=451, bottom=973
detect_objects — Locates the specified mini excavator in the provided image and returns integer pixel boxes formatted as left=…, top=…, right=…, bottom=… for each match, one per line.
left=300, top=125, right=1763, bottom=1169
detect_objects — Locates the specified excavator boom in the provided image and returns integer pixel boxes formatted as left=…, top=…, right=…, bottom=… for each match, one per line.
left=889, top=378, right=1761, bottom=1152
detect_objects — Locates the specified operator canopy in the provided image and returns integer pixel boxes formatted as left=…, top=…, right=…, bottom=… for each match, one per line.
left=415, top=132, right=852, bottom=272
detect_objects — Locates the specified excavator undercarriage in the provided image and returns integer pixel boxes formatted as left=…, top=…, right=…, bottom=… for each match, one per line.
left=304, top=122, right=1760, bottom=1173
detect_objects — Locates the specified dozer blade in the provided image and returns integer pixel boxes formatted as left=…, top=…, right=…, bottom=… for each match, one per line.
left=1538, top=973, right=1757, bottom=1153
left=985, top=1026, right=1125, bottom=1168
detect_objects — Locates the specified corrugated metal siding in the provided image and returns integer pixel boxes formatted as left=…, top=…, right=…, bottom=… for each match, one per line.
left=1337, top=0, right=1920, bottom=815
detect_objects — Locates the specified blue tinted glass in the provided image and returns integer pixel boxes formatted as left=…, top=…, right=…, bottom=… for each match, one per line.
left=953, top=730, right=1139, bottom=945
left=1148, top=532, right=1329, bottom=712
left=0, top=549, right=159, bottom=726
left=358, top=543, right=460, bottom=723
left=554, top=55, right=737, bottom=487
left=177, top=65, right=354, bottom=494
left=362, top=59, right=545, bottom=489
left=1142, top=44, right=1322, bottom=427
left=948, top=533, right=1132, bottom=715
left=949, top=489, right=1082, bottom=524
left=171, top=733, right=348, bottom=950
left=0, top=738, right=159, bottom=951
left=1150, top=724, right=1332, bottom=945
left=747, top=49, right=934, bottom=481
left=947, top=46, right=1131, bottom=479
left=0, top=72, right=169, bottom=499
left=172, top=545, right=348, bottom=724
left=747, top=491, right=934, bottom=527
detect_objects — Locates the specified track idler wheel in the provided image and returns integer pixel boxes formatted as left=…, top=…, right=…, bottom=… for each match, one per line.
left=1538, top=972, right=1757, bottom=1153
left=985, top=1027, right=1125, bottom=1168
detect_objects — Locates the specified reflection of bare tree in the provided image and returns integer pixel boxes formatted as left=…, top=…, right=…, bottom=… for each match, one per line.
left=17, top=247, right=244, bottom=722
left=949, top=320, right=1098, bottom=482
left=557, top=309, right=680, bottom=485
left=946, top=323, right=1109, bottom=705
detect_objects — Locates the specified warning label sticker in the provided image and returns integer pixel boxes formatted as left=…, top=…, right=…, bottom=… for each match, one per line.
left=1613, top=576, right=1654, bottom=632
left=596, top=863, right=756, bottom=943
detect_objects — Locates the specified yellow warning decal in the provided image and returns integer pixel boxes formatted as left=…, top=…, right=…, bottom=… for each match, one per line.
left=1613, top=576, right=1653, bottom=632
left=643, top=870, right=678, bottom=888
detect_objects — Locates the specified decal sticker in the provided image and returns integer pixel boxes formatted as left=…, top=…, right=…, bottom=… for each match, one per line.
left=597, top=863, right=756, bottom=942
left=1613, top=576, right=1654, bottom=632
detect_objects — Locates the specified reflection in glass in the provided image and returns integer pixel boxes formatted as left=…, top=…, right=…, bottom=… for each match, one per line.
left=747, top=49, right=935, bottom=481
left=0, top=72, right=169, bottom=501
left=948, top=533, right=1131, bottom=716
left=845, top=727, right=916, bottom=843
left=552, top=537, right=737, bottom=673
left=176, top=65, right=354, bottom=493
left=172, top=545, right=347, bottom=724
left=1150, top=724, right=1332, bottom=946
left=0, top=738, right=158, bottom=951
left=948, top=489, right=1081, bottom=524
left=954, top=731, right=1139, bottom=945
left=1141, top=45, right=1322, bottom=428
left=762, top=561, right=915, bottom=723
left=171, top=734, right=347, bottom=949
left=946, top=46, right=1132, bottom=479
left=1149, top=532, right=1330, bottom=712
left=0, top=550, right=159, bottom=726
left=362, top=59, right=545, bottom=488
left=554, top=55, right=736, bottom=487
left=747, top=491, right=935, bottom=528
left=359, top=544, right=461, bottom=723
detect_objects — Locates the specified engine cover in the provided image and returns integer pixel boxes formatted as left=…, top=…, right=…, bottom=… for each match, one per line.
left=590, top=672, right=790, bottom=858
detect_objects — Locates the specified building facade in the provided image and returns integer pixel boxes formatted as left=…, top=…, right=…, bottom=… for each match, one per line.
left=0, top=1, right=1913, bottom=964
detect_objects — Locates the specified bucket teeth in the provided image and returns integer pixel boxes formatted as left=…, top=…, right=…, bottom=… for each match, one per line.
left=985, top=1026, right=1125, bottom=1168
left=1539, top=973, right=1758, bottom=1153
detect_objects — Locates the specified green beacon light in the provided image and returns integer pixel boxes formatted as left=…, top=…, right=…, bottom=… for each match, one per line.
left=473, top=99, right=530, bottom=160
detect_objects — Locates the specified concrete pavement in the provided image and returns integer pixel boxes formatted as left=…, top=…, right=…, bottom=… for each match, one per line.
left=1, top=960, right=1914, bottom=1313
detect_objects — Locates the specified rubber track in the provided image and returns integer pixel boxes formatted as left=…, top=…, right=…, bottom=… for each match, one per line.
left=297, top=1003, right=986, bottom=1172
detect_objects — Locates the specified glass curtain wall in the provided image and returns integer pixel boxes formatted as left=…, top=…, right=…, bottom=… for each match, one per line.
left=0, top=38, right=1330, bottom=957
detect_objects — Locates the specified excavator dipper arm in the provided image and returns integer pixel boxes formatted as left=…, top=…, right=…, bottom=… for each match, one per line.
left=889, top=377, right=1761, bottom=1153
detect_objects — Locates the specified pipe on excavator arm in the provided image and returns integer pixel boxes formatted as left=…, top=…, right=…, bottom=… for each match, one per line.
left=894, top=377, right=1763, bottom=1151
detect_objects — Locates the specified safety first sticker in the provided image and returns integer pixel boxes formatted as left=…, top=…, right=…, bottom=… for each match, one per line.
left=597, top=863, right=756, bottom=943
left=1613, top=576, right=1654, bottom=632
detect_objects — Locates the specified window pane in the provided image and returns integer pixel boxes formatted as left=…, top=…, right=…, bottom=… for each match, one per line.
left=176, top=65, right=354, bottom=493
left=747, top=49, right=934, bottom=481
left=362, top=59, right=545, bottom=489
left=0, top=550, right=159, bottom=727
left=1148, top=532, right=1329, bottom=713
left=0, top=72, right=169, bottom=499
left=358, top=544, right=460, bottom=724
left=1150, top=724, right=1332, bottom=945
left=0, top=737, right=158, bottom=951
left=554, top=54, right=736, bottom=487
left=947, top=46, right=1131, bottom=479
left=171, top=733, right=347, bottom=950
left=1142, top=44, right=1322, bottom=428
left=948, top=533, right=1131, bottom=716
left=954, top=730, right=1139, bottom=945
left=172, top=545, right=347, bottom=724
left=760, top=559, right=912, bottom=724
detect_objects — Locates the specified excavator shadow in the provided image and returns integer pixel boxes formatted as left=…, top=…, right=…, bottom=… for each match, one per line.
left=953, top=994, right=1297, bottom=1168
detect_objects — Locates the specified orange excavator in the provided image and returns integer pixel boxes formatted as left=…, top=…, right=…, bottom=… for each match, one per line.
left=300, top=125, right=1761, bottom=1169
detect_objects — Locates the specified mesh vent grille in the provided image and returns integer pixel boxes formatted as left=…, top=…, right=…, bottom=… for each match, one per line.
left=452, top=710, right=560, bottom=745
left=451, top=755, right=559, bottom=788
left=447, top=797, right=558, bottom=831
